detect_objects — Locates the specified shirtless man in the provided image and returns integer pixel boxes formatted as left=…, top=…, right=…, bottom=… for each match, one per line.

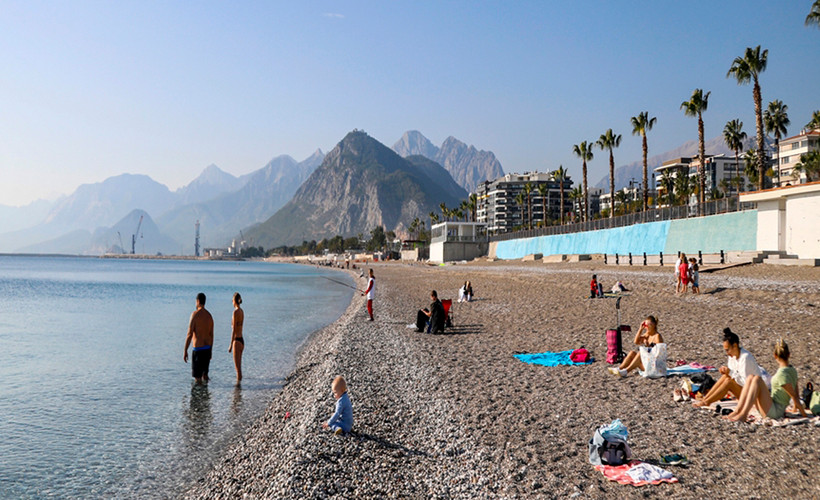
left=184, top=292, right=215, bottom=383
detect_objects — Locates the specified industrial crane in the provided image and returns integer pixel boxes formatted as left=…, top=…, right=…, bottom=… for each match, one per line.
left=131, top=215, right=143, bottom=255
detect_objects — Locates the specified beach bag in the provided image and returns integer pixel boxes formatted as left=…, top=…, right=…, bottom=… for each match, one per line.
left=588, top=420, right=632, bottom=466
left=805, top=383, right=820, bottom=415
left=691, top=373, right=716, bottom=395
left=606, top=329, right=623, bottom=364
left=639, top=343, right=668, bottom=378
left=570, top=348, right=591, bottom=363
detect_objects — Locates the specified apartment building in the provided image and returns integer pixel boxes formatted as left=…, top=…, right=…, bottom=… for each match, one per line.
left=475, top=171, right=573, bottom=233
left=776, top=128, right=820, bottom=186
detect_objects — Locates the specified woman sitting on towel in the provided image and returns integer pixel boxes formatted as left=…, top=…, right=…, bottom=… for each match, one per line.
left=724, top=339, right=807, bottom=422
left=608, top=315, right=663, bottom=377
left=693, top=328, right=763, bottom=408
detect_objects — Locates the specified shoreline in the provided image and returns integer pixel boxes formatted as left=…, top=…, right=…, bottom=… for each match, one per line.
left=185, top=260, right=820, bottom=499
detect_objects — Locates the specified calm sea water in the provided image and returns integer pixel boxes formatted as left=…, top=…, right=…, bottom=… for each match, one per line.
left=0, top=256, right=354, bottom=499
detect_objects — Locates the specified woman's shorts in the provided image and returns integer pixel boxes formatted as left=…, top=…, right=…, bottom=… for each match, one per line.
left=766, top=401, right=786, bottom=420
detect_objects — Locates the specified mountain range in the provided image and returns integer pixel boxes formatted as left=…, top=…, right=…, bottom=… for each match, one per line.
left=594, top=134, right=772, bottom=191
left=392, top=131, right=504, bottom=192
left=245, top=131, right=468, bottom=247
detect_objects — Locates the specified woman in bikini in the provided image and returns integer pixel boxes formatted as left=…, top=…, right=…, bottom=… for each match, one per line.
left=608, top=315, right=663, bottom=377
left=228, top=292, right=245, bottom=382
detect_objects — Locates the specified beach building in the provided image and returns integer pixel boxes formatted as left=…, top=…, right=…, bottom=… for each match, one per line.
left=599, top=185, right=656, bottom=215
left=775, top=128, right=820, bottom=186
left=475, top=172, right=573, bottom=233
left=429, top=221, right=488, bottom=263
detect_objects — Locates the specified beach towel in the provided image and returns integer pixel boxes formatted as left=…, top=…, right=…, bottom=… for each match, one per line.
left=514, top=350, right=594, bottom=367
left=594, top=461, right=678, bottom=486
left=667, top=363, right=717, bottom=376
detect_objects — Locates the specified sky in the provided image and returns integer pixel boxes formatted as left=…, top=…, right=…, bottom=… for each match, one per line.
left=1, top=1, right=818, bottom=206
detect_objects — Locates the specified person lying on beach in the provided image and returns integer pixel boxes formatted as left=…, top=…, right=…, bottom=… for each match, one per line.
left=322, top=375, right=353, bottom=435
left=608, top=315, right=663, bottom=377
left=693, top=328, right=763, bottom=408
left=611, top=281, right=628, bottom=293
left=724, top=339, right=807, bottom=422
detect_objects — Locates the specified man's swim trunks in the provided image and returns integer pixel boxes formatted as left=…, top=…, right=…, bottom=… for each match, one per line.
left=192, top=345, right=212, bottom=379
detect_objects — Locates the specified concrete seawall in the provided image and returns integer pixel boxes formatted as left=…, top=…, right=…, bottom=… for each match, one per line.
left=491, top=210, right=757, bottom=260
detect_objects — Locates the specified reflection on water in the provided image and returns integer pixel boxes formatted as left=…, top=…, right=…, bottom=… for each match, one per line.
left=231, top=384, right=243, bottom=419
left=184, top=383, right=213, bottom=447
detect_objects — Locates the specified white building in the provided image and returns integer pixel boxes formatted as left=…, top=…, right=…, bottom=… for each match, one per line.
left=475, top=172, right=572, bottom=233
left=775, top=128, right=820, bottom=186
left=429, top=222, right=488, bottom=263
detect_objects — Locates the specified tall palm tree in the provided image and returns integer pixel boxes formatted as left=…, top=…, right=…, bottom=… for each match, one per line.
left=596, top=129, right=622, bottom=219
left=536, top=182, right=549, bottom=226
left=614, top=190, right=629, bottom=215
left=514, top=192, right=526, bottom=229
left=553, top=165, right=569, bottom=225
left=728, top=45, right=769, bottom=190
left=764, top=99, right=790, bottom=186
left=572, top=141, right=594, bottom=221
left=723, top=119, right=747, bottom=196
left=660, top=169, right=675, bottom=206
left=460, top=199, right=470, bottom=222
left=674, top=170, right=693, bottom=206
left=523, top=182, right=534, bottom=229
left=807, top=0, right=820, bottom=27
left=680, top=89, right=711, bottom=208
left=469, top=193, right=478, bottom=222
left=630, top=111, right=657, bottom=211
left=806, top=110, right=820, bottom=131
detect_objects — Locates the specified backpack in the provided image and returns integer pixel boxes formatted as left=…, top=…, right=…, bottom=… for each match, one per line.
left=570, top=348, right=591, bottom=363
left=803, top=382, right=820, bottom=415
left=606, top=328, right=626, bottom=364
left=588, top=427, right=632, bottom=466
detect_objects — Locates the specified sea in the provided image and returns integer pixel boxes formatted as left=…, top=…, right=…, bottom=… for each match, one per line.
left=0, top=256, right=355, bottom=499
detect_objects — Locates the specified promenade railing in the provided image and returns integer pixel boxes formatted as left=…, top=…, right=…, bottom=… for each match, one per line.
left=489, top=198, right=757, bottom=242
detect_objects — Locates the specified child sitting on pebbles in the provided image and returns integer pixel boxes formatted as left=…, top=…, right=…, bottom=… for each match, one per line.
left=322, top=375, right=353, bottom=435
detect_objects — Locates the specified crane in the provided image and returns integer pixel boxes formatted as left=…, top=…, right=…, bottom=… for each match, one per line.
left=117, top=231, right=125, bottom=254
left=131, top=215, right=143, bottom=255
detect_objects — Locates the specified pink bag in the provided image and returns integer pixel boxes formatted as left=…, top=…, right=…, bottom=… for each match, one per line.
left=570, top=348, right=591, bottom=363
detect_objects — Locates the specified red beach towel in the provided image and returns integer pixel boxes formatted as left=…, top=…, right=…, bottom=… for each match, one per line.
left=594, top=461, right=678, bottom=486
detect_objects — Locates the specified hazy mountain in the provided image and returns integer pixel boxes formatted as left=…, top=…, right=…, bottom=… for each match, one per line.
left=43, top=174, right=176, bottom=231
left=392, top=131, right=505, bottom=193
left=175, top=164, right=245, bottom=206
left=0, top=199, right=53, bottom=234
left=156, top=150, right=325, bottom=251
left=594, top=134, right=772, bottom=191
left=245, top=131, right=468, bottom=248
left=17, top=210, right=179, bottom=255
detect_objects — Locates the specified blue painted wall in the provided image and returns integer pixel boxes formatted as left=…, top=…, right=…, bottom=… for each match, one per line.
left=494, top=210, right=757, bottom=260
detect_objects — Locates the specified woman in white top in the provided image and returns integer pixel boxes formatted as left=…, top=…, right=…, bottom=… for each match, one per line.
left=693, top=328, right=761, bottom=407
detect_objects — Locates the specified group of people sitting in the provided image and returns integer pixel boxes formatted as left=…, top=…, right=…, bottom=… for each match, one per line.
left=675, top=252, right=700, bottom=294
left=609, top=320, right=808, bottom=422
left=590, top=275, right=629, bottom=298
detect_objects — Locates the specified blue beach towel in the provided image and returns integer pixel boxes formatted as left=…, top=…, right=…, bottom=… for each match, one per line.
left=514, top=350, right=594, bottom=367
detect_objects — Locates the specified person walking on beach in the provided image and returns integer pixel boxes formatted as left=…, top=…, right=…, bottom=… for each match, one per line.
left=228, top=292, right=244, bottom=383
left=362, top=269, right=375, bottom=321
left=184, top=292, right=214, bottom=384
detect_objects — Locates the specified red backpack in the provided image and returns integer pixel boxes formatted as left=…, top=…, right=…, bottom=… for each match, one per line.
left=570, top=348, right=591, bottom=363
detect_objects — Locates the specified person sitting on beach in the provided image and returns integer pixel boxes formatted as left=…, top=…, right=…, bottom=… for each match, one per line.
left=724, top=339, right=807, bottom=422
left=322, top=375, right=353, bottom=435
left=458, top=281, right=468, bottom=303
left=608, top=315, right=663, bottom=377
left=465, top=281, right=473, bottom=302
left=611, top=281, right=628, bottom=293
left=693, top=328, right=763, bottom=408
left=418, top=290, right=446, bottom=334
left=590, top=274, right=600, bottom=299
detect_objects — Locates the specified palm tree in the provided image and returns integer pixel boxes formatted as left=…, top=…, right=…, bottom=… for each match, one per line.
left=794, top=151, right=820, bottom=182
left=523, top=182, right=534, bottom=229
left=460, top=200, right=470, bottom=222
left=680, top=89, right=711, bottom=208
left=514, top=192, right=527, bottom=229
left=572, top=141, right=594, bottom=221
left=536, top=182, right=549, bottom=226
left=807, top=0, right=820, bottom=27
left=806, top=110, right=820, bottom=131
left=469, top=193, right=478, bottom=222
left=614, top=190, right=629, bottom=215
left=429, top=211, right=439, bottom=228
left=764, top=100, right=790, bottom=187
left=630, top=111, right=657, bottom=211
left=439, top=202, right=448, bottom=221
left=723, top=119, right=747, bottom=197
left=744, top=149, right=760, bottom=188
left=568, top=186, right=583, bottom=222
left=553, top=165, right=569, bottom=225
left=728, top=45, right=769, bottom=190
left=660, top=169, right=675, bottom=206
left=596, top=129, right=622, bottom=219
left=674, top=170, right=693, bottom=206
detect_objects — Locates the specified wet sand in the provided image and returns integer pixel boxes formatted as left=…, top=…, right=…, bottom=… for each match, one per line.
left=185, top=260, right=820, bottom=499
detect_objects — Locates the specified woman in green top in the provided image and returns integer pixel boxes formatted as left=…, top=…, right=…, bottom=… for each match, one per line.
left=725, top=340, right=807, bottom=422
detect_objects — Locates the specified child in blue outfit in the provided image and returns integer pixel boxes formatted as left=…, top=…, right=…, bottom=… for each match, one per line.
left=322, top=375, right=353, bottom=435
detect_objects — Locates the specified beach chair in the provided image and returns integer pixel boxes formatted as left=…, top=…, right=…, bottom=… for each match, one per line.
left=442, top=299, right=453, bottom=327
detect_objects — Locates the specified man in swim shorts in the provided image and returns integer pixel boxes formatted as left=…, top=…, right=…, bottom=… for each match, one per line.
left=184, top=292, right=214, bottom=383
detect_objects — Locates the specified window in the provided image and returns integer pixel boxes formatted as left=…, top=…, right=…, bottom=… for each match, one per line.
left=781, top=156, right=790, bottom=164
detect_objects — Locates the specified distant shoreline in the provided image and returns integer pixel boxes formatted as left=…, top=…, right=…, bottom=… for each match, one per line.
left=0, top=252, right=247, bottom=261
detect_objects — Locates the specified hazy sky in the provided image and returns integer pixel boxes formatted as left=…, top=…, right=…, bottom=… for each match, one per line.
left=1, top=1, right=818, bottom=206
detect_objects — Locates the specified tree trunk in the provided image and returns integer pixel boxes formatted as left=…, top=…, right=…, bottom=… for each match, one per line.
left=559, top=184, right=564, bottom=225
left=754, top=78, right=765, bottom=190
left=698, top=113, right=705, bottom=211
left=609, top=149, right=615, bottom=218
left=582, top=160, right=589, bottom=222
left=642, top=134, right=649, bottom=211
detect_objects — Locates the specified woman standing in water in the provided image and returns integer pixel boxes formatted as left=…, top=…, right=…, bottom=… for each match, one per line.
left=228, top=292, right=245, bottom=382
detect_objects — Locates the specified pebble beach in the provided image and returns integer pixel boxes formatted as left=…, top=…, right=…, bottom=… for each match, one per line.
left=184, top=260, right=820, bottom=499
